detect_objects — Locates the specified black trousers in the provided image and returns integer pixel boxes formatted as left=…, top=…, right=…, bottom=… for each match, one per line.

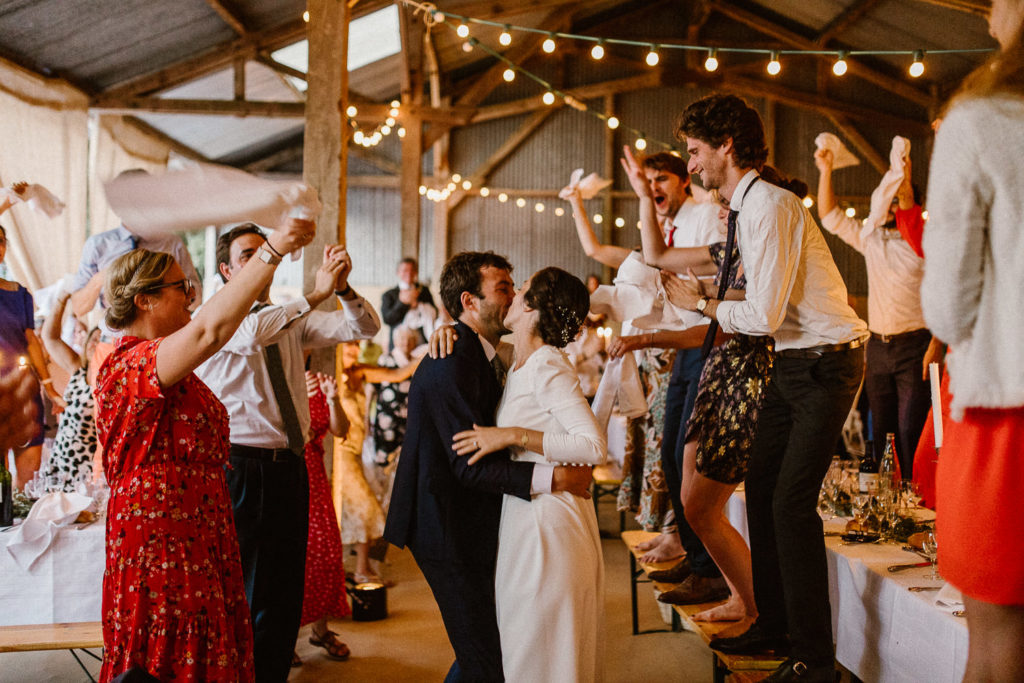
left=745, top=346, right=864, bottom=665
left=661, top=348, right=722, bottom=578
left=414, top=551, right=504, bottom=683
left=865, top=331, right=932, bottom=478
left=226, top=449, right=310, bottom=683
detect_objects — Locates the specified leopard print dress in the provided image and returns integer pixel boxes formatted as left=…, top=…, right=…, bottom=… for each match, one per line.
left=40, top=367, right=97, bottom=490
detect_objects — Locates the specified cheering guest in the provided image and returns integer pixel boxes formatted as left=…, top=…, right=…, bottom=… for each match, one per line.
left=381, top=257, right=437, bottom=349
left=921, top=1, right=1024, bottom=678
left=93, top=217, right=314, bottom=682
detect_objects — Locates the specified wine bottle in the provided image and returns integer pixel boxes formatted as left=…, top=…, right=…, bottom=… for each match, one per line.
left=859, top=439, right=878, bottom=494
left=1, top=458, right=13, bottom=527
left=879, top=432, right=900, bottom=492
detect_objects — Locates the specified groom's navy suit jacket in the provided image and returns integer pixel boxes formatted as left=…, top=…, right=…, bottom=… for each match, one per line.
left=384, top=320, right=534, bottom=569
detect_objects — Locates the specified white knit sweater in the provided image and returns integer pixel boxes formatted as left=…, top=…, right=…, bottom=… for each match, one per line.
left=922, top=94, right=1024, bottom=418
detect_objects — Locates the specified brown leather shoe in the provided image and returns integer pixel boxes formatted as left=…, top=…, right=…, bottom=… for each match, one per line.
left=656, top=573, right=730, bottom=605
left=647, top=557, right=692, bottom=584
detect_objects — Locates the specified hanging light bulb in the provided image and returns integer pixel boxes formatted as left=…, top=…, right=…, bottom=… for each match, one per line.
left=353, top=130, right=364, bottom=144
left=803, top=196, right=814, bottom=208
left=845, top=206, right=856, bottom=218
left=635, top=136, right=647, bottom=151
left=593, top=213, right=604, bottom=224
left=833, top=51, right=848, bottom=76
left=462, top=180, right=472, bottom=190
left=385, top=117, right=396, bottom=126
left=447, top=182, right=456, bottom=191
left=418, top=185, right=427, bottom=195
left=302, top=10, right=309, bottom=22
left=388, top=107, right=399, bottom=117
left=704, top=48, right=719, bottom=72
left=516, top=198, right=527, bottom=208
left=502, top=68, right=516, bottom=82
left=542, top=91, right=556, bottom=105
left=554, top=207, right=565, bottom=217
left=534, top=202, right=545, bottom=213
left=614, top=217, right=625, bottom=228
left=381, top=125, right=391, bottom=135
left=462, top=41, right=473, bottom=53
left=456, top=23, right=470, bottom=38
left=498, top=193, right=508, bottom=203
left=480, top=187, right=490, bottom=197
left=390, top=100, right=401, bottom=108
left=542, top=33, right=556, bottom=54
left=452, top=173, right=461, bottom=182
left=767, top=51, right=781, bottom=76
left=606, top=116, right=619, bottom=130
left=646, top=45, right=660, bottom=67
left=909, top=50, right=925, bottom=78
left=499, top=26, right=512, bottom=47
left=397, top=127, right=406, bottom=138
left=922, top=210, right=929, bottom=221
left=591, top=40, right=605, bottom=60
left=346, top=105, right=358, bottom=118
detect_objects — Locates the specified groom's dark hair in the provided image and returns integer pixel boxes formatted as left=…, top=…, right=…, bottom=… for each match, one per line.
left=440, top=251, right=513, bottom=318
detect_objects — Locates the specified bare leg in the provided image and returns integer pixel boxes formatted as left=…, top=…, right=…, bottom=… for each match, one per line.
left=682, top=441, right=757, bottom=622
left=13, top=444, right=41, bottom=490
left=961, top=595, right=1024, bottom=682
left=354, top=541, right=372, bottom=577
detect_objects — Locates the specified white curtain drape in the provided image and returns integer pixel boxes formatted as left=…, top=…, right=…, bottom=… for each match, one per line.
left=0, top=57, right=89, bottom=291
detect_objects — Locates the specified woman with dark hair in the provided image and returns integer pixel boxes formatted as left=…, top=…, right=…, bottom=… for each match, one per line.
left=453, top=267, right=607, bottom=682
left=93, top=217, right=317, bottom=682
left=922, top=1, right=1024, bottom=677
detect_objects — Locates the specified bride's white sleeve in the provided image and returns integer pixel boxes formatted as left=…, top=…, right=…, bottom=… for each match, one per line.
left=533, top=350, right=607, bottom=465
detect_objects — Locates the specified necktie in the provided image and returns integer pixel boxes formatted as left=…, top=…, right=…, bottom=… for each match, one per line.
left=264, top=343, right=306, bottom=455
left=490, top=355, right=507, bottom=388
left=128, top=233, right=138, bottom=250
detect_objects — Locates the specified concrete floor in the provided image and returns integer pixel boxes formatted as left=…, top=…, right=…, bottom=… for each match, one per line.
left=0, top=507, right=715, bottom=682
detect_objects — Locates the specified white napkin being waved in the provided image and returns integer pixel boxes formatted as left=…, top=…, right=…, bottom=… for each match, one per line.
left=558, top=168, right=613, bottom=200
left=4, top=492, right=94, bottom=571
left=0, top=183, right=66, bottom=218
left=592, top=352, right=648, bottom=429
left=815, top=132, right=860, bottom=170
left=103, top=162, right=323, bottom=238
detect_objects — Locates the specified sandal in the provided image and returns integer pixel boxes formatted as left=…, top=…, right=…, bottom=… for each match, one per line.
left=291, top=651, right=303, bottom=668
left=309, top=629, right=351, bottom=661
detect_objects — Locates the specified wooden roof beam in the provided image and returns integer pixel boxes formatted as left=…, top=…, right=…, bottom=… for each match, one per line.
left=348, top=146, right=401, bottom=175
left=206, top=0, right=247, bottom=36
left=816, top=0, right=885, bottom=45
left=91, top=98, right=304, bottom=117
left=711, top=1, right=934, bottom=109
left=909, top=0, right=990, bottom=17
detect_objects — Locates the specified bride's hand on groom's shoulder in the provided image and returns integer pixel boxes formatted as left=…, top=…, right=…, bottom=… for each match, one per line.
left=453, top=424, right=511, bottom=464
left=429, top=324, right=458, bottom=359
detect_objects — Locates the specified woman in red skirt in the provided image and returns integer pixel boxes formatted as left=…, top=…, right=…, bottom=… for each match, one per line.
left=921, top=1, right=1024, bottom=678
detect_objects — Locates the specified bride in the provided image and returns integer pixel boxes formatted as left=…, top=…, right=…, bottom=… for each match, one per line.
left=454, top=267, right=607, bottom=683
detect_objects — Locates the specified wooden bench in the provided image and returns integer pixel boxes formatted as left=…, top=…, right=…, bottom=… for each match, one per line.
left=622, top=531, right=783, bottom=683
left=592, top=463, right=625, bottom=536
left=0, top=622, right=103, bottom=681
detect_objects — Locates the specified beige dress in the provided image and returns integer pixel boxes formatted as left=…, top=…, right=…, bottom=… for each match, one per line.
left=334, top=381, right=385, bottom=544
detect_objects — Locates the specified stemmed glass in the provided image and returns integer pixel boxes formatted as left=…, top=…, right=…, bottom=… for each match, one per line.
left=921, top=531, right=940, bottom=580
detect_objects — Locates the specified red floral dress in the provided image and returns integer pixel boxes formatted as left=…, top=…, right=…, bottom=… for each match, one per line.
left=300, top=387, right=351, bottom=625
left=94, top=337, right=254, bottom=682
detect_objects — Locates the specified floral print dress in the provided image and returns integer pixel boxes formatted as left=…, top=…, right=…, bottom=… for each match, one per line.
left=94, top=337, right=254, bottom=682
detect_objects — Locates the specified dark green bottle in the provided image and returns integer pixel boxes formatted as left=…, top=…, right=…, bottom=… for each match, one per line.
left=1, top=458, right=13, bottom=527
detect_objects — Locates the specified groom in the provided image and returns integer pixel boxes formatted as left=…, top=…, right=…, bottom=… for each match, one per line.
left=384, top=251, right=594, bottom=682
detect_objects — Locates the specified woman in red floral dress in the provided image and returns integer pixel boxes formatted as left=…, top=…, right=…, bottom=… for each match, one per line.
left=93, top=217, right=316, bottom=682
left=298, top=370, right=352, bottom=663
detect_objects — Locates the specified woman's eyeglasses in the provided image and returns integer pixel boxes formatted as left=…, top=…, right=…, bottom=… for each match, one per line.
left=148, top=279, right=195, bottom=298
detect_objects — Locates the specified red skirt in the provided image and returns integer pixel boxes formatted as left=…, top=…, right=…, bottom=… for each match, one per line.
left=936, top=405, right=1024, bottom=606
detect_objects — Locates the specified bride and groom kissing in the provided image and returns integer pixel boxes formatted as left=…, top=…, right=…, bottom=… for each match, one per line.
left=384, top=250, right=608, bottom=682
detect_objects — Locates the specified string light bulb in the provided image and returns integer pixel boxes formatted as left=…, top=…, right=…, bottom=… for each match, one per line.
left=542, top=91, right=556, bottom=105
left=498, top=193, right=509, bottom=203
left=388, top=107, right=399, bottom=117
left=543, top=34, right=556, bottom=53
left=614, top=217, right=625, bottom=228
left=767, top=51, right=781, bottom=76
left=606, top=116, right=619, bottom=130
left=452, top=173, right=462, bottom=183
left=397, top=127, right=406, bottom=138
left=390, top=100, right=400, bottom=108
left=704, top=48, right=719, bottom=72
left=593, top=213, right=603, bottom=224
left=554, top=207, right=565, bottom=217
left=480, top=187, right=490, bottom=197
left=591, top=40, right=605, bottom=60
left=502, top=68, right=516, bottom=82
left=462, top=180, right=472, bottom=190
left=418, top=185, right=426, bottom=195
left=499, top=26, right=512, bottom=47
left=385, top=117, right=396, bottom=127
left=909, top=50, right=925, bottom=78
left=353, top=130, right=364, bottom=144
left=646, top=45, right=660, bottom=67
left=462, top=41, right=473, bottom=53
left=845, top=206, right=856, bottom=218
left=381, top=125, right=391, bottom=135
left=302, top=10, right=309, bottom=22
left=803, top=196, right=814, bottom=208
left=635, top=136, right=647, bottom=151
left=534, top=202, right=545, bottom=213
left=456, top=23, right=470, bottom=38
left=833, top=52, right=848, bottom=76
left=346, top=105, right=358, bottom=117
left=516, top=198, right=527, bottom=208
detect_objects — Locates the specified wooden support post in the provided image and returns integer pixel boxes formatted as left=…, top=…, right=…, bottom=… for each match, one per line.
left=399, top=3, right=425, bottom=267
left=233, top=57, right=245, bottom=101
left=602, top=94, right=616, bottom=284
left=763, top=100, right=776, bottom=165
left=304, top=0, right=350, bottom=519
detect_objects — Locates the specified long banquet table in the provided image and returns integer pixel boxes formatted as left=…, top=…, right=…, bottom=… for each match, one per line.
left=726, top=491, right=967, bottom=683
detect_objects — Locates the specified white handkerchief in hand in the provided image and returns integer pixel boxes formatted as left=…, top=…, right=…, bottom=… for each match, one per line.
left=815, top=133, right=860, bottom=170
left=592, top=353, right=648, bottom=429
left=890, top=136, right=910, bottom=168
left=0, top=183, right=65, bottom=218
left=104, top=162, right=323, bottom=238
left=4, top=492, right=94, bottom=571
left=558, top=168, right=613, bottom=200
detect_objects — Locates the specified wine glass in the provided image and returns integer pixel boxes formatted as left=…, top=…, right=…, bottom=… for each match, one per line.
left=852, top=492, right=872, bottom=531
left=921, top=531, right=940, bottom=580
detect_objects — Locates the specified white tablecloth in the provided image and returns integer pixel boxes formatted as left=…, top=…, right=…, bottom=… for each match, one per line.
left=0, top=522, right=105, bottom=626
left=725, top=492, right=967, bottom=683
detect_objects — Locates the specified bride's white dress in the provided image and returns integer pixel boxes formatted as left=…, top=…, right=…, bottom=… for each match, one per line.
left=494, top=345, right=607, bottom=683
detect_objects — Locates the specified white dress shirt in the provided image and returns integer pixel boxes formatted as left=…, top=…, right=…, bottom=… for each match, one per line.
left=196, top=293, right=380, bottom=448
left=716, top=171, right=868, bottom=351
left=668, top=196, right=726, bottom=331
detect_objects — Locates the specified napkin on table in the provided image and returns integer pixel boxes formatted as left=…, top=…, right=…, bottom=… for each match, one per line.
left=934, top=583, right=964, bottom=611
left=4, top=492, right=94, bottom=571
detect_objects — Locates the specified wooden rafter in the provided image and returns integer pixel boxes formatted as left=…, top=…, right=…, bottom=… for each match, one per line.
left=711, top=1, right=934, bottom=109
left=91, top=98, right=304, bottom=117
left=120, top=116, right=212, bottom=163
left=255, top=53, right=307, bottom=81
left=446, top=108, right=556, bottom=210
left=825, top=114, right=888, bottom=174
left=816, top=0, right=885, bottom=45
left=349, top=146, right=402, bottom=175
left=909, top=0, right=990, bottom=17
left=205, top=0, right=247, bottom=35
left=244, top=145, right=303, bottom=173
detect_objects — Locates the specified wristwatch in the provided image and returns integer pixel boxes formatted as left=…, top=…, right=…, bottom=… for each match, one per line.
left=256, top=244, right=281, bottom=266
left=696, top=296, right=710, bottom=313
